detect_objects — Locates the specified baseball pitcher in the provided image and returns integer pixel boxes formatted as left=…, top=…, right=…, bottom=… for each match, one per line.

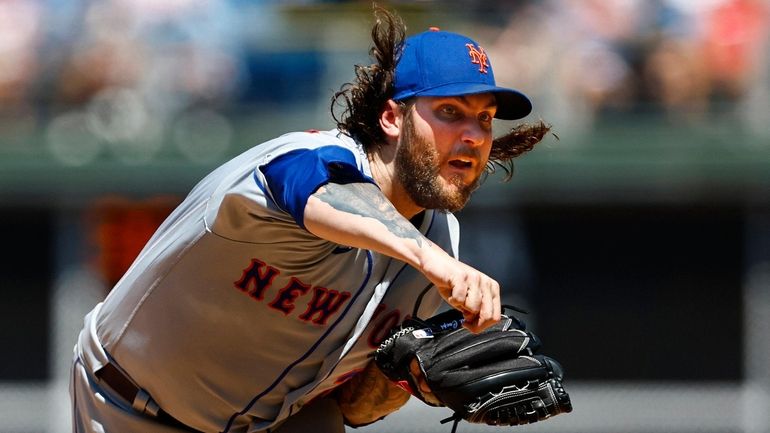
left=70, top=7, right=569, bottom=433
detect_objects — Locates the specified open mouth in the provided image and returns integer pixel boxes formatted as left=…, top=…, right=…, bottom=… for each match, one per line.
left=448, top=159, right=473, bottom=169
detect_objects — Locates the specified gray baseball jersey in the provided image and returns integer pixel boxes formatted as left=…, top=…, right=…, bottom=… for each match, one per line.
left=75, top=129, right=459, bottom=432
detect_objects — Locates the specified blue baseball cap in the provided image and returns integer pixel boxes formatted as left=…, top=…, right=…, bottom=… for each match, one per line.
left=393, top=28, right=532, bottom=120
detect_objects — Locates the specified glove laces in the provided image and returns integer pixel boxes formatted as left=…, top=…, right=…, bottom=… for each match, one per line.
left=440, top=413, right=463, bottom=433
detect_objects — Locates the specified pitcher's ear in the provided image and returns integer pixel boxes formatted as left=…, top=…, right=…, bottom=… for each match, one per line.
left=379, top=99, right=404, bottom=143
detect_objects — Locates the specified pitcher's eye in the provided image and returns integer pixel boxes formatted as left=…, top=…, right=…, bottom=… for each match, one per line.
left=438, top=105, right=460, bottom=118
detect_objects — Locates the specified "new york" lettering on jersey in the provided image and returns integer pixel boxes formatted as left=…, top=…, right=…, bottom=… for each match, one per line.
left=234, top=258, right=352, bottom=326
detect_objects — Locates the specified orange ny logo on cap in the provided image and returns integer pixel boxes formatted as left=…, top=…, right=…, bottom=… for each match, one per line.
left=465, top=43, right=489, bottom=74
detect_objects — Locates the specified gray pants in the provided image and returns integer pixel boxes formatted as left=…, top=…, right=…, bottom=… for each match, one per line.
left=70, top=357, right=345, bottom=433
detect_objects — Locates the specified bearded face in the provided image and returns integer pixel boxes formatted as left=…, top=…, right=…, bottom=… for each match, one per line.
left=395, top=109, right=483, bottom=213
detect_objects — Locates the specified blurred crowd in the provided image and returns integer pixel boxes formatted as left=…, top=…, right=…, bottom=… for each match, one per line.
left=0, top=0, right=768, bottom=164
left=0, top=0, right=329, bottom=164
left=487, top=0, right=770, bottom=134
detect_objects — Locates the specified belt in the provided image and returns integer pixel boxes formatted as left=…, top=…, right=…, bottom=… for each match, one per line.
left=95, top=363, right=201, bottom=432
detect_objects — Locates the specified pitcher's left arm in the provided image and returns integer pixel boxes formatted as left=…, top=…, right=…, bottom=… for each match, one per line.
left=333, top=361, right=411, bottom=427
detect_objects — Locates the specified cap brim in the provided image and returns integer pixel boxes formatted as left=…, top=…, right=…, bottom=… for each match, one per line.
left=491, top=88, right=532, bottom=120
left=410, top=83, right=532, bottom=120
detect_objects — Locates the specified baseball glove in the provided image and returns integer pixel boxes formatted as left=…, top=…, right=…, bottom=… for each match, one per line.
left=373, top=308, right=572, bottom=432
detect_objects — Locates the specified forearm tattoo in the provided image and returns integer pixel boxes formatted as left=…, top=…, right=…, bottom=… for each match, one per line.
left=315, top=183, right=428, bottom=247
left=336, top=363, right=411, bottom=423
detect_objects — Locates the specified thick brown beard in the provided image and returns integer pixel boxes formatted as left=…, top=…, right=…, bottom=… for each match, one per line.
left=395, top=112, right=480, bottom=212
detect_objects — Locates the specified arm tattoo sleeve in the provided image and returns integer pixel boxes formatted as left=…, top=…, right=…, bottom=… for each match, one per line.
left=314, top=182, right=429, bottom=247
left=335, top=362, right=411, bottom=426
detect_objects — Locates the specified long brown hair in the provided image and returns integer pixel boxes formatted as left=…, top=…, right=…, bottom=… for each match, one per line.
left=331, top=7, right=404, bottom=153
left=488, top=120, right=552, bottom=180
left=332, top=7, right=551, bottom=180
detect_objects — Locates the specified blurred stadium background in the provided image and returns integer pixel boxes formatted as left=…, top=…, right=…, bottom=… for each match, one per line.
left=1, top=0, right=769, bottom=432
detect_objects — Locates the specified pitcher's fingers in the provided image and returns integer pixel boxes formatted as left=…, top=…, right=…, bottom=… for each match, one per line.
left=472, top=279, right=497, bottom=328
left=448, top=283, right=469, bottom=311
left=483, top=279, right=502, bottom=322
left=462, top=311, right=482, bottom=333
left=491, top=281, right=502, bottom=321
left=477, top=288, right=494, bottom=328
left=463, top=283, right=482, bottom=315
